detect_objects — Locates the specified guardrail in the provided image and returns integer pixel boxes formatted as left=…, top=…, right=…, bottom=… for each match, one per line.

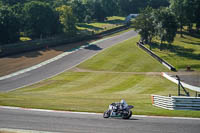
left=137, top=42, right=176, bottom=71
left=152, top=95, right=200, bottom=111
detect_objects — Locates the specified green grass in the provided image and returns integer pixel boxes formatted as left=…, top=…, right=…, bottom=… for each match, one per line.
left=77, top=16, right=125, bottom=34
left=0, top=72, right=200, bottom=117
left=145, top=32, right=200, bottom=71
left=0, top=36, right=200, bottom=117
left=78, top=36, right=169, bottom=72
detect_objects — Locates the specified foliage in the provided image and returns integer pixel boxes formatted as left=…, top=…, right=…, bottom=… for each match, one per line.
left=169, top=0, right=200, bottom=34
left=132, top=7, right=155, bottom=47
left=0, top=0, right=27, bottom=5
left=0, top=0, right=177, bottom=45
left=133, top=6, right=178, bottom=49
left=118, top=0, right=169, bottom=15
left=71, top=0, right=86, bottom=22
left=0, top=5, right=20, bottom=45
left=23, top=1, right=61, bottom=38
left=153, top=8, right=178, bottom=46
left=56, top=5, right=77, bottom=35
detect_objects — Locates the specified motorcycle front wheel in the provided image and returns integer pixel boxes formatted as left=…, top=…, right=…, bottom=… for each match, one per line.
left=103, top=110, right=110, bottom=118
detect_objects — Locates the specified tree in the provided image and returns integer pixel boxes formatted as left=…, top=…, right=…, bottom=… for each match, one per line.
left=183, top=0, right=196, bottom=32
left=56, top=5, right=77, bottom=35
left=132, top=7, right=155, bottom=49
left=101, top=0, right=119, bottom=17
left=0, top=0, right=27, bottom=5
left=147, top=0, right=169, bottom=9
left=169, top=0, right=186, bottom=37
left=23, top=1, right=60, bottom=38
left=93, top=0, right=106, bottom=21
left=194, top=0, right=200, bottom=32
left=0, top=5, right=20, bottom=45
left=71, top=0, right=86, bottom=23
left=153, top=8, right=178, bottom=49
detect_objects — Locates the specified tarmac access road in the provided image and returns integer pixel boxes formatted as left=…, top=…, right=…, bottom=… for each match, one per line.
left=0, top=30, right=137, bottom=92
left=0, top=107, right=200, bottom=133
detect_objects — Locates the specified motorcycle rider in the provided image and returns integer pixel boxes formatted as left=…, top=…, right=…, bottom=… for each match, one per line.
left=120, top=99, right=128, bottom=110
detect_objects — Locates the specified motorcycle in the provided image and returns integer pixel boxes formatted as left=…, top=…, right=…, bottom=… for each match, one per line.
left=103, top=102, right=134, bottom=119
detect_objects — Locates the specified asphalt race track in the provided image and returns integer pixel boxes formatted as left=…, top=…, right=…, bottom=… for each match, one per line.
left=0, top=107, right=200, bottom=133
left=0, top=30, right=137, bottom=92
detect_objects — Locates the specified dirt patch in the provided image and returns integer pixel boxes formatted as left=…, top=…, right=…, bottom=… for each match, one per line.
left=0, top=40, right=95, bottom=77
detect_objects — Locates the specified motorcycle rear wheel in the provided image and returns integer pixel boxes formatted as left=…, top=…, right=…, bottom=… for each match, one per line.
left=122, top=110, right=132, bottom=119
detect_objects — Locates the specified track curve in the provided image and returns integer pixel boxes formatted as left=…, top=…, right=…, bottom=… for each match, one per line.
left=0, top=30, right=137, bottom=92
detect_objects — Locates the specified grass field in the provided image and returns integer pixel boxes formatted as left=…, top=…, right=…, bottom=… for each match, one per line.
left=146, top=32, right=200, bottom=71
left=0, top=36, right=200, bottom=117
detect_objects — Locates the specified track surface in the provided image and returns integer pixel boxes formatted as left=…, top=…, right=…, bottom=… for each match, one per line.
left=0, top=108, right=200, bottom=133
left=0, top=30, right=137, bottom=92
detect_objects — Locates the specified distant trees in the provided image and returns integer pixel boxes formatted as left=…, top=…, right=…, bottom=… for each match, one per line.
left=0, top=5, right=20, bottom=45
left=118, top=0, right=169, bottom=15
left=23, top=1, right=60, bottom=38
left=169, top=0, right=200, bottom=35
left=153, top=8, right=178, bottom=46
left=133, top=7, right=155, bottom=48
left=133, top=7, right=178, bottom=50
left=133, top=0, right=199, bottom=50
left=0, top=0, right=177, bottom=45
left=56, top=5, right=77, bottom=35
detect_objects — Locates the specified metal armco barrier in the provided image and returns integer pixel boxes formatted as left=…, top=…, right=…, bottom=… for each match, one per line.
left=152, top=95, right=200, bottom=111
left=137, top=43, right=176, bottom=71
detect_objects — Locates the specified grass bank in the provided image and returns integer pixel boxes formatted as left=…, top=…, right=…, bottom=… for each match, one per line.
left=0, top=36, right=200, bottom=117
left=78, top=36, right=168, bottom=72
left=145, top=32, right=200, bottom=71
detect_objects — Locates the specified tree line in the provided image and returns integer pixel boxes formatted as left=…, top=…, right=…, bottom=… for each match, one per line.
left=0, top=0, right=169, bottom=45
left=133, top=0, right=200, bottom=50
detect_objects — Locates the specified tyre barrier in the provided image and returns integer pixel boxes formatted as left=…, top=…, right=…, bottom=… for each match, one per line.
left=152, top=95, right=200, bottom=111
left=137, top=42, right=176, bottom=71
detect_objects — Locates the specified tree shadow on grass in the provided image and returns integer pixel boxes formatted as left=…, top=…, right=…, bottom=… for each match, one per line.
left=151, top=42, right=200, bottom=60
left=105, top=19, right=125, bottom=25
left=181, top=40, right=200, bottom=46
left=78, top=23, right=103, bottom=31
left=177, top=31, right=200, bottom=38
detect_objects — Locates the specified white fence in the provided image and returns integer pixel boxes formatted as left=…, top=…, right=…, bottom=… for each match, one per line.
left=152, top=95, right=200, bottom=111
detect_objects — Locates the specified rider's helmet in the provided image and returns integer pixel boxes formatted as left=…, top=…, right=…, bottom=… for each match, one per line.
left=120, top=99, right=127, bottom=105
